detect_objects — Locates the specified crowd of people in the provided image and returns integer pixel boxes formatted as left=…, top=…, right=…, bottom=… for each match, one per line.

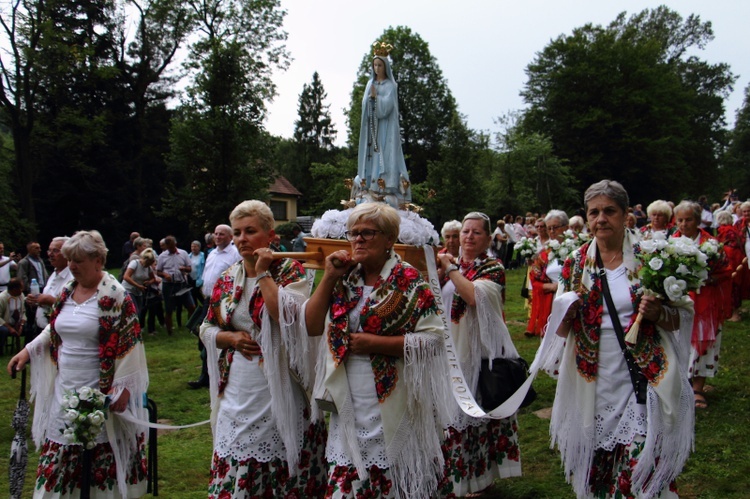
left=3, top=181, right=747, bottom=498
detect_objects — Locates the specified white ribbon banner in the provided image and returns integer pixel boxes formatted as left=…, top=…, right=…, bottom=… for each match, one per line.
left=116, top=410, right=210, bottom=430
left=423, top=246, right=538, bottom=420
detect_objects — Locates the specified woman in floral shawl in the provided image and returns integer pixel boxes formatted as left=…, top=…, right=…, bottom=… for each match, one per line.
left=436, top=212, right=522, bottom=498
left=542, top=180, right=695, bottom=498
left=200, top=200, right=326, bottom=498
left=304, top=202, right=449, bottom=499
left=672, top=200, right=732, bottom=410
left=8, top=230, right=149, bottom=498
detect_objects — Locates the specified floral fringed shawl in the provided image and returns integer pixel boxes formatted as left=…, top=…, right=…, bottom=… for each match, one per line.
left=547, top=231, right=695, bottom=498
left=200, top=258, right=316, bottom=472
left=26, top=272, right=149, bottom=498
left=312, top=250, right=450, bottom=499
left=446, top=253, right=518, bottom=425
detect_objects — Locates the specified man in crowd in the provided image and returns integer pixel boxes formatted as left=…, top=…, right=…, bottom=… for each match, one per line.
left=187, top=224, right=240, bottom=389
left=122, top=231, right=140, bottom=262
left=155, top=235, right=195, bottom=336
left=17, top=241, right=49, bottom=332
left=0, top=278, right=25, bottom=355
left=17, top=241, right=48, bottom=295
left=26, top=236, right=71, bottom=330
left=291, top=225, right=307, bottom=252
left=0, top=242, right=18, bottom=293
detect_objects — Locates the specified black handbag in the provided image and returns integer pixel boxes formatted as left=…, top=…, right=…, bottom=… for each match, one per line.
left=520, top=274, right=530, bottom=299
left=477, top=357, right=537, bottom=411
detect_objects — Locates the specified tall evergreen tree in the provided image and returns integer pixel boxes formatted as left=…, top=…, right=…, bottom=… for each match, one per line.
left=291, top=71, right=337, bottom=210
left=294, top=71, right=337, bottom=153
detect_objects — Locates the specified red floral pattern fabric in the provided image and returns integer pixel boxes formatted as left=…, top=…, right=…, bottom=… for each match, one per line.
left=204, top=258, right=306, bottom=395
left=588, top=437, right=678, bottom=498
left=438, top=418, right=520, bottom=497
left=325, top=258, right=438, bottom=403
left=36, top=434, right=147, bottom=495
left=325, top=464, right=394, bottom=498
left=560, top=241, right=668, bottom=385
left=48, top=275, right=142, bottom=394
left=208, top=420, right=328, bottom=499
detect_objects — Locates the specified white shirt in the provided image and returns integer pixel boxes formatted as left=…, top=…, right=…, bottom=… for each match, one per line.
left=201, top=243, right=241, bottom=297
left=156, top=248, right=192, bottom=283
left=0, top=256, right=17, bottom=291
left=35, top=266, right=73, bottom=329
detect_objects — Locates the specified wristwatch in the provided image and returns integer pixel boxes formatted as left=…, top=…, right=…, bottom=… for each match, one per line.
left=255, top=270, right=272, bottom=281
left=445, top=264, right=460, bottom=277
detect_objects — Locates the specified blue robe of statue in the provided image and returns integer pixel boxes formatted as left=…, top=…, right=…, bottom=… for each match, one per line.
left=354, top=56, right=411, bottom=208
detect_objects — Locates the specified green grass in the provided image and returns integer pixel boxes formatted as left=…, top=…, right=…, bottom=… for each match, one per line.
left=1, top=268, right=749, bottom=497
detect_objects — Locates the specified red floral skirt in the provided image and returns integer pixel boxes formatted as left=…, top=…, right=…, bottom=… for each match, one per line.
left=438, top=417, right=521, bottom=497
left=35, top=433, right=147, bottom=497
left=208, top=421, right=328, bottom=499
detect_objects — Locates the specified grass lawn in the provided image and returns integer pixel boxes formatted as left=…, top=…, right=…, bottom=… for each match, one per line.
left=1, top=267, right=749, bottom=497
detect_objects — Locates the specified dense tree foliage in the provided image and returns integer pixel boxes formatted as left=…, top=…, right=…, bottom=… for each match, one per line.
left=488, top=113, right=578, bottom=216
left=346, top=26, right=457, bottom=184
left=289, top=71, right=338, bottom=211
left=725, top=84, right=750, bottom=196
left=520, top=6, right=735, bottom=204
left=161, top=0, right=290, bottom=234
left=422, top=113, right=484, bottom=222
left=0, top=5, right=746, bottom=252
left=0, top=0, right=190, bottom=252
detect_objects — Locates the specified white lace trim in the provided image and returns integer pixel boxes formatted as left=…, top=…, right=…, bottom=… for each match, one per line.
left=595, top=394, right=647, bottom=450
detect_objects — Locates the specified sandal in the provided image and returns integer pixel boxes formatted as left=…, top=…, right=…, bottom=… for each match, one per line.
left=694, top=390, right=708, bottom=410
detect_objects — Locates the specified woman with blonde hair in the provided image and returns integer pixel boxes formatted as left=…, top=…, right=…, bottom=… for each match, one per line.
left=8, top=230, right=149, bottom=498
left=200, top=200, right=326, bottom=497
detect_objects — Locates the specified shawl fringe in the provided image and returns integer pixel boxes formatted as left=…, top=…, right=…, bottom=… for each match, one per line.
left=551, top=233, right=695, bottom=498
left=387, top=333, right=450, bottom=498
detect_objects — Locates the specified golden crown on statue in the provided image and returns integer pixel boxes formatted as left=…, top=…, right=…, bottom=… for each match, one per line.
left=372, top=41, right=394, bottom=57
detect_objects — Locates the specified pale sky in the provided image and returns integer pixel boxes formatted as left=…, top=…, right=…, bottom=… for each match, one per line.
left=264, top=0, right=749, bottom=147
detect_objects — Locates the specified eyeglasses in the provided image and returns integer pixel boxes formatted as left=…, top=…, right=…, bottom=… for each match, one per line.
left=463, top=212, right=492, bottom=233
left=546, top=224, right=565, bottom=232
left=344, top=229, right=383, bottom=241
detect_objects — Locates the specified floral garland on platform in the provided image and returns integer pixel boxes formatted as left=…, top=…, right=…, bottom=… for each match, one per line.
left=311, top=208, right=439, bottom=247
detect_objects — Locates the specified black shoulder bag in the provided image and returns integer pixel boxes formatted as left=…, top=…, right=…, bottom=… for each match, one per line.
left=477, top=355, right=537, bottom=410
left=595, top=249, right=648, bottom=404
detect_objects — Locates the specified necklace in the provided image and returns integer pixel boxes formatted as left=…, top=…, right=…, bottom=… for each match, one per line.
left=72, top=291, right=98, bottom=315
left=607, top=251, right=622, bottom=264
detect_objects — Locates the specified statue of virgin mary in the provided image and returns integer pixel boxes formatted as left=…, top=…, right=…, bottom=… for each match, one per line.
left=352, top=42, right=412, bottom=209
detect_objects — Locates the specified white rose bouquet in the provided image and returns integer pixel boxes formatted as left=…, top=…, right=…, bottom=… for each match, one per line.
left=628, top=233, right=709, bottom=343
left=547, top=229, right=584, bottom=264
left=513, top=237, right=537, bottom=262
left=60, top=386, right=109, bottom=449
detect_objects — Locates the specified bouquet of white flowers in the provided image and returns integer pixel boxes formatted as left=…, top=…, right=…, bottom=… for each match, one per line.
left=513, top=237, right=537, bottom=262
left=629, top=233, right=709, bottom=343
left=547, top=229, right=583, bottom=264
left=60, top=386, right=108, bottom=449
